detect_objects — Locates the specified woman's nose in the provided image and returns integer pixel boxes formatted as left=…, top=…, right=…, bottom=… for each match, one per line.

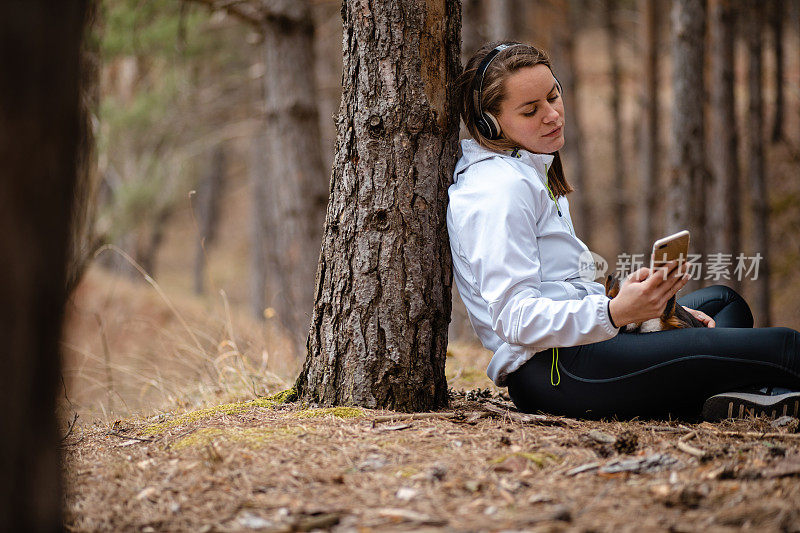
left=542, top=103, right=559, bottom=124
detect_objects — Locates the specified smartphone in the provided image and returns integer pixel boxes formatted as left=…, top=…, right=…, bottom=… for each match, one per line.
left=650, top=230, right=690, bottom=271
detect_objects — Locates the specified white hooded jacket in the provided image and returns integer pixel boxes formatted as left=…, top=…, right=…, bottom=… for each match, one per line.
left=447, top=139, right=619, bottom=386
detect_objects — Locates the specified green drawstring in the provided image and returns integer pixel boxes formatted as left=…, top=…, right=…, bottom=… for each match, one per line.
left=550, top=347, right=561, bottom=386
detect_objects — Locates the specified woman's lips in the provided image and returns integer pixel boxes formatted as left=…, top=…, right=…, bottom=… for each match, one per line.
left=543, top=125, right=563, bottom=137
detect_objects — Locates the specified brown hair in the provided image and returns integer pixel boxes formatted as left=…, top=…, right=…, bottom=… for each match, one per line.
left=457, top=41, right=574, bottom=197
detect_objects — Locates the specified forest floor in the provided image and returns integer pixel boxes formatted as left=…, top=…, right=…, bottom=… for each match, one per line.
left=63, top=382, right=800, bottom=532
left=62, top=266, right=800, bottom=532
left=63, top=390, right=800, bottom=532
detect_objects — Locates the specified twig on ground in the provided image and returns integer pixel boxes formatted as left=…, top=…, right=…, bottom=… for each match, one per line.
left=675, top=440, right=706, bottom=459
left=61, top=413, right=79, bottom=442
left=643, top=425, right=691, bottom=433
left=105, top=431, right=154, bottom=442
left=701, top=429, right=800, bottom=441
left=679, top=430, right=698, bottom=442
left=565, top=462, right=601, bottom=476
left=372, top=412, right=457, bottom=423
left=480, top=403, right=573, bottom=426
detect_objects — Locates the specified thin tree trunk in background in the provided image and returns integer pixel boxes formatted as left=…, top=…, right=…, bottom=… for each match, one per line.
left=669, top=0, right=706, bottom=292
left=138, top=206, right=171, bottom=277
left=486, top=0, right=511, bottom=40
left=558, top=0, right=591, bottom=246
left=250, top=130, right=268, bottom=321
left=708, top=0, right=741, bottom=293
left=638, top=0, right=661, bottom=255
left=605, top=0, right=630, bottom=255
left=296, top=0, right=460, bottom=411
left=0, top=2, right=86, bottom=529
left=252, top=0, right=328, bottom=355
left=193, top=145, right=226, bottom=295
left=462, top=0, right=485, bottom=60
left=746, top=1, right=771, bottom=326
left=771, top=0, right=785, bottom=143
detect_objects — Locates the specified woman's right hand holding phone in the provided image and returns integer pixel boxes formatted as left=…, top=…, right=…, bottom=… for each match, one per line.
left=607, top=260, right=690, bottom=327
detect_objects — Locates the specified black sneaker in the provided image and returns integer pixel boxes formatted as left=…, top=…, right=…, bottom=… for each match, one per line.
left=702, top=391, right=800, bottom=422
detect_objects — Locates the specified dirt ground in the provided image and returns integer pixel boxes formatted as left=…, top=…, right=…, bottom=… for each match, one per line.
left=63, top=388, right=800, bottom=533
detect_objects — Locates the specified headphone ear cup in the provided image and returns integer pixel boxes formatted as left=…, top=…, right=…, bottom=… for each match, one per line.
left=483, top=112, right=501, bottom=139
left=475, top=115, right=492, bottom=139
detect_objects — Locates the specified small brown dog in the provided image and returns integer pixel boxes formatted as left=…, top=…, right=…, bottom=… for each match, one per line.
left=605, top=273, right=706, bottom=333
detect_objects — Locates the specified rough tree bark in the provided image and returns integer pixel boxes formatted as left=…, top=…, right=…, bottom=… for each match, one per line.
left=708, top=0, right=741, bottom=292
left=250, top=0, right=328, bottom=354
left=669, top=0, right=706, bottom=291
left=296, top=0, right=461, bottom=411
left=746, top=0, right=772, bottom=326
left=0, top=1, right=87, bottom=529
left=604, top=0, right=630, bottom=255
left=637, top=0, right=661, bottom=254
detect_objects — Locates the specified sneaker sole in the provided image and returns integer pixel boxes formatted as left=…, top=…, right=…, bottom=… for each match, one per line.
left=702, top=392, right=800, bottom=422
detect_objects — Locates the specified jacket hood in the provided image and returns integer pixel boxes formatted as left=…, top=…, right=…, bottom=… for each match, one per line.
left=454, top=139, right=555, bottom=182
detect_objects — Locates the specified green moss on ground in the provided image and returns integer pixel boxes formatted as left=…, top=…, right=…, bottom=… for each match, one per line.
left=142, top=389, right=296, bottom=435
left=291, top=407, right=365, bottom=419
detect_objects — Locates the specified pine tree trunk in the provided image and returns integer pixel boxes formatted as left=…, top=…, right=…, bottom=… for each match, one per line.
left=637, top=0, right=661, bottom=254
left=708, top=0, right=741, bottom=293
left=557, top=0, right=591, bottom=247
left=296, top=0, right=461, bottom=411
left=251, top=0, right=328, bottom=354
left=462, top=0, right=486, bottom=61
left=746, top=0, right=771, bottom=326
left=605, top=0, right=629, bottom=255
left=770, top=0, right=785, bottom=143
left=193, top=145, right=226, bottom=295
left=486, top=0, right=513, bottom=40
left=669, top=0, right=706, bottom=292
left=66, top=0, right=101, bottom=295
left=0, top=2, right=86, bottom=529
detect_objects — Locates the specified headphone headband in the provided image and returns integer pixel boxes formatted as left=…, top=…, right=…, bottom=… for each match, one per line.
left=472, top=44, right=515, bottom=120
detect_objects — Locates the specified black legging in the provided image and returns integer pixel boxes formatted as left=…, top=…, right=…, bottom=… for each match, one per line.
left=507, top=285, right=800, bottom=420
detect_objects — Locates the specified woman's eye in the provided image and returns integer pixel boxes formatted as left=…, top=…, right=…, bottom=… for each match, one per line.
left=547, top=95, right=559, bottom=102
left=523, top=108, right=537, bottom=116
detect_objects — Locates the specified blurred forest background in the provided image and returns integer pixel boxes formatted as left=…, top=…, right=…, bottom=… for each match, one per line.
left=63, top=0, right=800, bottom=423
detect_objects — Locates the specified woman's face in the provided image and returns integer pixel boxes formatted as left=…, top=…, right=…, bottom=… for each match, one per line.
left=495, top=64, right=565, bottom=154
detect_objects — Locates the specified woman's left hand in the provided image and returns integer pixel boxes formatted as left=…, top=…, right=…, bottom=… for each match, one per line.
left=684, top=307, right=715, bottom=328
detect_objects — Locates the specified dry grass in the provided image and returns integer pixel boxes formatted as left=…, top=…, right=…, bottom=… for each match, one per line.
left=63, top=392, right=800, bottom=532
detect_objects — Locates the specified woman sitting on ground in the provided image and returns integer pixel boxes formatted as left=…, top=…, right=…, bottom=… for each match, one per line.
left=447, top=41, right=800, bottom=421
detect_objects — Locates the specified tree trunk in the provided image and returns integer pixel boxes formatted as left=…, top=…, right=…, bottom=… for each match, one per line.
left=486, top=0, right=513, bottom=41
left=296, top=0, right=461, bottom=411
left=637, top=0, right=661, bottom=255
left=604, top=0, right=630, bottom=255
left=0, top=1, right=86, bottom=529
left=66, top=0, right=101, bottom=295
left=770, top=0, right=785, bottom=143
left=708, top=0, right=741, bottom=293
left=746, top=0, right=771, bottom=326
left=251, top=0, right=328, bottom=355
left=556, top=0, right=591, bottom=247
left=193, top=145, right=226, bottom=295
left=462, top=0, right=486, bottom=61
left=669, top=0, right=706, bottom=292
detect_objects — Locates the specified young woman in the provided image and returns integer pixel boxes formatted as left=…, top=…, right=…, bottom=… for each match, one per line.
left=447, top=41, right=800, bottom=420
